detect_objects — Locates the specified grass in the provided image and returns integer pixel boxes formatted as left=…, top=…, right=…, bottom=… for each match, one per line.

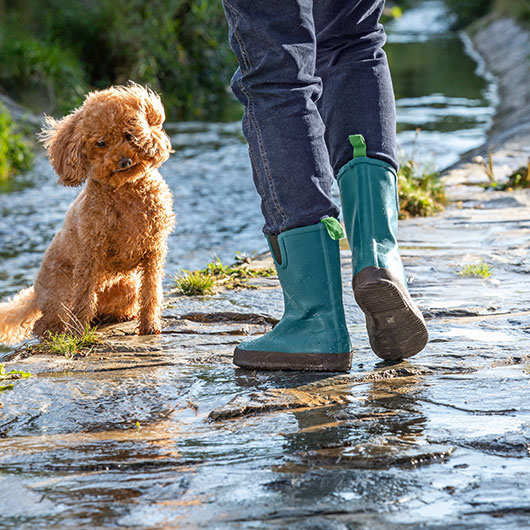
left=0, top=363, right=32, bottom=392
left=398, top=159, right=447, bottom=219
left=0, top=104, right=34, bottom=180
left=482, top=157, right=530, bottom=191
left=458, top=263, right=494, bottom=278
left=43, top=324, right=100, bottom=359
left=175, top=270, right=216, bottom=296
left=175, top=253, right=276, bottom=296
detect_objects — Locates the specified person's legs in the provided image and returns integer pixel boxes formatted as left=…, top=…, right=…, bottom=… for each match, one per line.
left=222, top=0, right=338, bottom=235
left=222, top=0, right=352, bottom=370
left=314, top=1, right=428, bottom=360
left=313, top=0, right=397, bottom=173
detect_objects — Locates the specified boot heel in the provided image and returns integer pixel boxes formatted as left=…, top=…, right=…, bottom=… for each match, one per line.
left=354, top=275, right=428, bottom=360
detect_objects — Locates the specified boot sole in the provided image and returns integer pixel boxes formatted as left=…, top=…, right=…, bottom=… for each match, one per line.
left=354, top=279, right=428, bottom=360
left=234, top=347, right=352, bottom=372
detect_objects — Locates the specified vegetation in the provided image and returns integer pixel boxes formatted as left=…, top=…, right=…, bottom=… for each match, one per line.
left=0, top=31, right=88, bottom=114
left=0, top=363, right=31, bottom=392
left=493, top=0, right=530, bottom=26
left=444, top=0, right=530, bottom=28
left=398, top=159, right=446, bottom=218
left=175, top=269, right=216, bottom=296
left=175, top=253, right=275, bottom=296
left=501, top=162, right=530, bottom=190
left=0, top=0, right=236, bottom=119
left=477, top=153, right=530, bottom=191
left=0, top=104, right=34, bottom=180
left=458, top=263, right=494, bottom=278
left=444, top=0, right=494, bottom=28
left=43, top=324, right=100, bottom=359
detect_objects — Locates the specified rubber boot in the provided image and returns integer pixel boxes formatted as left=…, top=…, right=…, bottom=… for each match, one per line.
left=338, top=135, right=428, bottom=360
left=234, top=220, right=353, bottom=371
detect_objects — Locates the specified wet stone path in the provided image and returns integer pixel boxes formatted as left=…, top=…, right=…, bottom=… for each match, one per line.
left=1, top=144, right=530, bottom=529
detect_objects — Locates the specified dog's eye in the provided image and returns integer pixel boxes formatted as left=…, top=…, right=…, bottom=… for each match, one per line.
left=96, top=140, right=106, bottom=148
left=125, top=133, right=134, bottom=142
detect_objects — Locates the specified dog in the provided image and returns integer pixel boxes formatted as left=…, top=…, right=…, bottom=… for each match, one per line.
left=0, top=83, right=175, bottom=344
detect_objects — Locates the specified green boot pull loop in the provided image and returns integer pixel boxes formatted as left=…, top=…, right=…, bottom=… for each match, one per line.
left=321, top=217, right=345, bottom=240
left=349, top=134, right=367, bottom=158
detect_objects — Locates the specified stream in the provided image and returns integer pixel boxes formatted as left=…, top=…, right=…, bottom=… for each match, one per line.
left=0, top=0, right=495, bottom=318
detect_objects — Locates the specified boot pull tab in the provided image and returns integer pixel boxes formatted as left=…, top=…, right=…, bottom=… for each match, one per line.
left=321, top=217, right=346, bottom=240
left=349, top=134, right=367, bottom=158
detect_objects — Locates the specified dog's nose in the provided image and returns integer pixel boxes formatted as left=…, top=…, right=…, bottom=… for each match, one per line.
left=118, top=157, right=132, bottom=170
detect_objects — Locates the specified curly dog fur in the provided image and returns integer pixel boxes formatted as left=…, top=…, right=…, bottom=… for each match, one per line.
left=0, top=83, right=175, bottom=344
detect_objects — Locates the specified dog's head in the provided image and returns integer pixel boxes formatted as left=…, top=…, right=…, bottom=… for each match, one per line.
left=40, top=83, right=172, bottom=187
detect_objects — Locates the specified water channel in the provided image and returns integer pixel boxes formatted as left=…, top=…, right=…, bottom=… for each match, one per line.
left=0, top=0, right=495, bottom=307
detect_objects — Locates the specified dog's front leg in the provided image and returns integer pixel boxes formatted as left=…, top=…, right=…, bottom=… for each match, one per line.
left=68, top=259, right=101, bottom=334
left=138, top=251, right=164, bottom=335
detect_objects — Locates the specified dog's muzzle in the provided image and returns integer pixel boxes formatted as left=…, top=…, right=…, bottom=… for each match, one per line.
left=117, top=157, right=133, bottom=170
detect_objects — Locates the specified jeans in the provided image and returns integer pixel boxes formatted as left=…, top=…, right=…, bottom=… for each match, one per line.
left=223, top=0, right=397, bottom=235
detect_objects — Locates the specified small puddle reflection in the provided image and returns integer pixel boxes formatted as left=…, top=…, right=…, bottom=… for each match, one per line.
left=446, top=327, right=515, bottom=342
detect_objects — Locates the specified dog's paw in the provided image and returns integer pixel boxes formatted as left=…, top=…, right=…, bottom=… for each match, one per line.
left=137, top=323, right=161, bottom=336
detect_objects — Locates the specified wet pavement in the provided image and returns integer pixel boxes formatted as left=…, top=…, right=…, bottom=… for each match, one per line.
left=1, top=142, right=530, bottom=529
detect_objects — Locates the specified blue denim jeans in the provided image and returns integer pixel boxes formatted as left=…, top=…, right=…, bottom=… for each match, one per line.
left=223, top=0, right=397, bottom=235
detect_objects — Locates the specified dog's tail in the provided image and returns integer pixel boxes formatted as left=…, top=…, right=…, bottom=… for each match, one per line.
left=0, top=287, right=41, bottom=345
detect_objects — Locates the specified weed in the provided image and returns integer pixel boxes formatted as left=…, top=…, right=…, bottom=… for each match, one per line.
left=0, top=363, right=32, bottom=391
left=175, top=270, right=216, bottom=296
left=484, top=159, right=530, bottom=191
left=175, top=254, right=275, bottom=296
left=44, top=324, right=100, bottom=359
left=458, top=263, right=494, bottom=278
left=398, top=159, right=446, bottom=218
left=0, top=104, right=34, bottom=180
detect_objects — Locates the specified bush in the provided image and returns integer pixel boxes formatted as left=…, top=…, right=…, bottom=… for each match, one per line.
left=1, top=0, right=236, bottom=119
left=0, top=104, right=34, bottom=180
left=398, top=160, right=446, bottom=218
left=0, top=30, right=88, bottom=113
left=444, top=0, right=493, bottom=28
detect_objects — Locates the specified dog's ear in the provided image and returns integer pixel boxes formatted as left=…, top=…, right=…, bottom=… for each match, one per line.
left=40, top=110, right=88, bottom=187
left=142, top=87, right=165, bottom=127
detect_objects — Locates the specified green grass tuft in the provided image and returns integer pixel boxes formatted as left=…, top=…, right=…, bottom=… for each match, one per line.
left=458, top=263, right=494, bottom=278
left=175, top=270, right=216, bottom=296
left=398, top=159, right=446, bottom=218
left=44, top=324, right=100, bottom=359
left=0, top=363, right=32, bottom=392
left=175, top=253, right=275, bottom=296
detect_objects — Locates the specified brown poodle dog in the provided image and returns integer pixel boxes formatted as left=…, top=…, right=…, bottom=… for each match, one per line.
left=0, top=83, right=175, bottom=344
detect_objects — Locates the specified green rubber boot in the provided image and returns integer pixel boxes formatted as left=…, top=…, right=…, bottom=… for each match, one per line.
left=234, top=220, right=353, bottom=371
left=338, top=135, right=428, bottom=361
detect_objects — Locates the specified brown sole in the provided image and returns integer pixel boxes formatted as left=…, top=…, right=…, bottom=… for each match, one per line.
left=234, top=347, right=352, bottom=372
left=354, top=279, right=428, bottom=360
